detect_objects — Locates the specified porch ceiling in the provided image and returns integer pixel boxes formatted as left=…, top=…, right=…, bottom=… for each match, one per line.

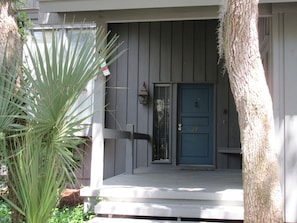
left=39, top=0, right=297, bottom=13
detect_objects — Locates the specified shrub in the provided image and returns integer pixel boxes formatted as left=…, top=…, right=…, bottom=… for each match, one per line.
left=49, top=205, right=95, bottom=223
left=0, top=201, right=95, bottom=223
left=0, top=200, right=11, bottom=223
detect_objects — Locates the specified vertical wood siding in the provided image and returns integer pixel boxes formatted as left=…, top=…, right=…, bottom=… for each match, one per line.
left=104, top=18, right=270, bottom=177
left=105, top=20, right=224, bottom=178
left=74, top=140, right=92, bottom=187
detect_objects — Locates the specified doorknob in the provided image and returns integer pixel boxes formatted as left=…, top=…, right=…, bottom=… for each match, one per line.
left=178, top=123, right=182, bottom=131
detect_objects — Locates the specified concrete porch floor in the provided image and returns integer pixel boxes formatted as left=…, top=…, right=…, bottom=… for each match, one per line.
left=90, top=166, right=244, bottom=221
left=103, top=166, right=242, bottom=194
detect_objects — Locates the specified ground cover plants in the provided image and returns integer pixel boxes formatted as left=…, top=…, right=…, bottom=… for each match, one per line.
left=0, top=200, right=95, bottom=223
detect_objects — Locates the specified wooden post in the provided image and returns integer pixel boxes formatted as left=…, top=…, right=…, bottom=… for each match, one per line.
left=82, top=122, right=104, bottom=212
left=90, top=123, right=104, bottom=188
left=89, top=52, right=107, bottom=188
left=81, top=21, right=108, bottom=213
left=126, top=124, right=134, bottom=174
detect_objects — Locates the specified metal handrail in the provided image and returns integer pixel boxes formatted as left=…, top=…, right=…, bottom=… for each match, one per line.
left=103, top=128, right=130, bottom=139
left=103, top=124, right=150, bottom=174
left=103, top=127, right=150, bottom=141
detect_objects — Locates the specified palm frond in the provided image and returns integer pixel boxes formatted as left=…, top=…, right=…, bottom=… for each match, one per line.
left=0, top=45, right=27, bottom=134
left=3, top=24, right=122, bottom=222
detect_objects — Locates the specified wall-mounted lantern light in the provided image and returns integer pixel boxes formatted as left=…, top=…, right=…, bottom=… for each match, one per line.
left=138, top=82, right=149, bottom=105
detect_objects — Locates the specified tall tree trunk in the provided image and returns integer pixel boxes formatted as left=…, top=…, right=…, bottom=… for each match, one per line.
left=0, top=1, right=22, bottom=223
left=218, top=0, right=283, bottom=222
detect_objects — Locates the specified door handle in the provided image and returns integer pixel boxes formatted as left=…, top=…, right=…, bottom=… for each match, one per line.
left=178, top=123, right=182, bottom=131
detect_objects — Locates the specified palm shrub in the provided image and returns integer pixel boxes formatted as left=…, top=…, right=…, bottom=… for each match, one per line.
left=0, top=25, right=121, bottom=223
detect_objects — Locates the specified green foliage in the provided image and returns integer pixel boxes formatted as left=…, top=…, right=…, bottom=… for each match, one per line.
left=0, top=200, right=11, bottom=223
left=0, top=201, right=95, bottom=223
left=0, top=24, right=122, bottom=223
left=49, top=205, right=96, bottom=223
left=13, top=0, right=32, bottom=41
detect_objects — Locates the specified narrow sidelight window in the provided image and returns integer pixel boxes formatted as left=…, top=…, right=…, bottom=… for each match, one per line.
left=153, top=84, right=170, bottom=162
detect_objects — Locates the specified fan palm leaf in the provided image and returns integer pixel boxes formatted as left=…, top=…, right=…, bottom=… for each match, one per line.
left=1, top=24, right=122, bottom=223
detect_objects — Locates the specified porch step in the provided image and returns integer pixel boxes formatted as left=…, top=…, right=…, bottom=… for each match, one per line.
left=98, top=187, right=243, bottom=204
left=88, top=217, right=209, bottom=223
left=95, top=201, right=243, bottom=220
left=94, top=187, right=243, bottom=220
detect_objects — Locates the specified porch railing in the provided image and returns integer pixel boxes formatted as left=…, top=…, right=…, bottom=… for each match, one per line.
left=103, top=124, right=150, bottom=174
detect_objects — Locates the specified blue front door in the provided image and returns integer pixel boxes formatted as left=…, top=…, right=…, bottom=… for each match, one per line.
left=178, top=84, right=214, bottom=165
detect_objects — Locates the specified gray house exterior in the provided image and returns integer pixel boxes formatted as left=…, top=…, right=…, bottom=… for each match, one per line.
left=27, top=0, right=297, bottom=222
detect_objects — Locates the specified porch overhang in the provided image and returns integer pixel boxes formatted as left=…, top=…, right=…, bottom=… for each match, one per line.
left=39, top=0, right=297, bottom=13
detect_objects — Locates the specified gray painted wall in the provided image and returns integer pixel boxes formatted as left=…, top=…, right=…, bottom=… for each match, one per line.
left=104, top=20, right=244, bottom=178
left=22, top=2, right=297, bottom=220
left=272, top=4, right=297, bottom=222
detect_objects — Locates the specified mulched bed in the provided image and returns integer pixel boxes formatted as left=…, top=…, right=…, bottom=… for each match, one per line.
left=59, top=188, right=84, bottom=208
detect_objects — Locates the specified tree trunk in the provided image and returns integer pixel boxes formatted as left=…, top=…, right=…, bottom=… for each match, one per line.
left=0, top=0, right=21, bottom=66
left=219, top=0, right=283, bottom=222
left=0, top=1, right=22, bottom=223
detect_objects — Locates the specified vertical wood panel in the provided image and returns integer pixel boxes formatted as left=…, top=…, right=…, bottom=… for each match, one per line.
left=105, top=23, right=118, bottom=178
left=137, top=22, right=150, bottom=167
left=115, top=23, right=129, bottom=175
left=205, top=20, right=218, bottom=82
left=106, top=23, right=118, bottom=129
left=149, top=22, right=161, bottom=84
left=216, top=64, right=229, bottom=168
left=106, top=20, right=243, bottom=175
left=171, top=21, right=183, bottom=82
left=228, top=89, right=240, bottom=147
left=127, top=23, right=139, bottom=169
left=228, top=155, right=242, bottom=169
left=284, top=14, right=297, bottom=223
left=83, top=141, right=92, bottom=184
left=116, top=23, right=129, bottom=128
left=194, top=21, right=206, bottom=82
left=148, top=22, right=161, bottom=163
left=104, top=139, right=115, bottom=178
left=75, top=141, right=92, bottom=186
left=227, top=85, right=241, bottom=169
left=182, top=21, right=194, bottom=82
left=127, top=23, right=139, bottom=125
left=160, top=22, right=172, bottom=82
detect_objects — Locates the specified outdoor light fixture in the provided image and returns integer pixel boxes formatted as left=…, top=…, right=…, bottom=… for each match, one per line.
left=138, top=82, right=149, bottom=105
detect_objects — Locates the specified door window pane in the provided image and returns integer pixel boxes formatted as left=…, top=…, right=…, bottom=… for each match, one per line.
left=153, top=85, right=170, bottom=161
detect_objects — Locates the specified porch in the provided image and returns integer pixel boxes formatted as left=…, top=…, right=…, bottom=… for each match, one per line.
left=85, top=166, right=243, bottom=222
